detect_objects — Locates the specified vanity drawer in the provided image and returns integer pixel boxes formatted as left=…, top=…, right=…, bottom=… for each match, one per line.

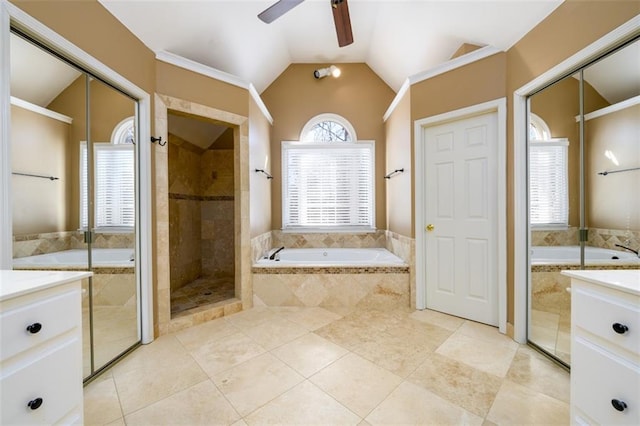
left=0, top=289, right=80, bottom=361
left=572, top=337, right=640, bottom=425
left=573, top=286, right=640, bottom=355
left=0, top=336, right=83, bottom=425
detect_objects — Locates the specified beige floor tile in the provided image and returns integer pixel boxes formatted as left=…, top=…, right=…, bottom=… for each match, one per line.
left=212, top=353, right=304, bottom=416
left=310, top=353, right=403, bottom=418
left=350, top=327, right=437, bottom=378
left=231, top=420, right=248, bottom=426
left=436, top=333, right=517, bottom=378
left=104, top=418, right=125, bottom=426
left=124, top=380, right=240, bottom=425
left=113, top=351, right=208, bottom=415
left=272, top=332, right=349, bottom=377
left=409, top=309, right=465, bottom=331
left=408, top=352, right=502, bottom=417
left=111, top=335, right=188, bottom=376
left=486, top=380, right=569, bottom=425
left=456, top=320, right=519, bottom=350
left=83, top=375, right=123, bottom=425
left=276, top=306, right=343, bottom=330
left=314, top=309, right=405, bottom=350
left=174, top=316, right=240, bottom=351
left=224, top=306, right=277, bottom=329
left=244, top=380, right=360, bottom=425
left=190, top=331, right=266, bottom=377
left=530, top=324, right=559, bottom=353
left=506, top=346, right=570, bottom=403
left=241, top=316, right=308, bottom=350
left=365, top=381, right=483, bottom=425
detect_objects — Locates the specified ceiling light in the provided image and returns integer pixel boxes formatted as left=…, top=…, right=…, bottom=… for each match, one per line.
left=314, top=65, right=341, bottom=79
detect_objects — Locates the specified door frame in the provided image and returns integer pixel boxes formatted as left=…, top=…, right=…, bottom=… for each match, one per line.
left=0, top=1, right=154, bottom=344
left=512, top=15, right=640, bottom=344
left=414, top=98, right=507, bottom=334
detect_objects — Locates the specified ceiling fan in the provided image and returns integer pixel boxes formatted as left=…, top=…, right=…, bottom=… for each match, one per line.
left=258, top=0, right=354, bottom=47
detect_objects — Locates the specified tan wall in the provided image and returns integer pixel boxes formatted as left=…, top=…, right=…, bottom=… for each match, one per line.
left=261, top=63, right=395, bottom=230
left=156, top=61, right=249, bottom=117
left=384, top=90, right=412, bottom=237
left=529, top=78, right=608, bottom=228
left=47, top=77, right=136, bottom=229
left=249, top=97, right=272, bottom=238
left=505, top=0, right=640, bottom=324
left=586, top=105, right=640, bottom=230
left=10, top=105, right=69, bottom=234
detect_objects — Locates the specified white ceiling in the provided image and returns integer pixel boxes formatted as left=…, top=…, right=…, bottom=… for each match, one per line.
left=99, top=0, right=565, bottom=93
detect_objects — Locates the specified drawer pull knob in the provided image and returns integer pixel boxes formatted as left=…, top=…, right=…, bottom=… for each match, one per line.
left=612, top=323, right=629, bottom=334
left=611, top=399, right=627, bottom=412
left=27, top=397, right=43, bottom=410
left=26, top=323, right=42, bottom=334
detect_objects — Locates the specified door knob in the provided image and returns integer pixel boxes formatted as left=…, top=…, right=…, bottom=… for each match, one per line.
left=426, top=224, right=435, bottom=231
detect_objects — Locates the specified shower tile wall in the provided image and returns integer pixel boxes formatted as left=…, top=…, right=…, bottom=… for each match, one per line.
left=168, top=133, right=235, bottom=292
left=168, top=134, right=203, bottom=291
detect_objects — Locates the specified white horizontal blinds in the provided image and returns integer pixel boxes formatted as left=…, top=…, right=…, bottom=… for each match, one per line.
left=79, top=143, right=134, bottom=229
left=284, top=143, right=373, bottom=229
left=94, top=144, right=135, bottom=228
left=80, top=143, right=88, bottom=229
left=529, top=139, right=569, bottom=226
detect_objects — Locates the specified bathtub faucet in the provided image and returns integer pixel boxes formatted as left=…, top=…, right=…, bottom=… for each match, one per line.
left=615, top=244, right=640, bottom=257
left=269, top=246, right=285, bottom=260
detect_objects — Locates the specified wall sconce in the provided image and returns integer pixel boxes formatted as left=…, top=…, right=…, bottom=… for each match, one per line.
left=314, top=65, right=341, bottom=79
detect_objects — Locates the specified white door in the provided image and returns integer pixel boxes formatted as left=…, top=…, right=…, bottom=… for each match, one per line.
left=423, top=112, right=498, bottom=326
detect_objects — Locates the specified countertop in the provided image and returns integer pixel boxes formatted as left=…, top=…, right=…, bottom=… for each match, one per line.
left=561, top=269, right=640, bottom=296
left=0, top=270, right=92, bottom=301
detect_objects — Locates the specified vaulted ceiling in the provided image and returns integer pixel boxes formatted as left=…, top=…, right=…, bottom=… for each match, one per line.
left=98, top=0, right=565, bottom=93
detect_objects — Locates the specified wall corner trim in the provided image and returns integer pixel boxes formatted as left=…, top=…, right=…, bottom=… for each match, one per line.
left=408, top=45, right=502, bottom=86
left=383, top=78, right=410, bottom=122
left=156, top=50, right=250, bottom=90
left=249, top=84, right=274, bottom=125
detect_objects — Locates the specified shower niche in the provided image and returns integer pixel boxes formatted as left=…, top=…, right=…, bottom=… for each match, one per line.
left=168, top=110, right=236, bottom=317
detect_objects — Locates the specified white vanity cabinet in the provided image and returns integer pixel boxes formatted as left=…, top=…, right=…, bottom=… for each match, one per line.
left=562, top=270, right=640, bottom=426
left=0, top=270, right=91, bottom=425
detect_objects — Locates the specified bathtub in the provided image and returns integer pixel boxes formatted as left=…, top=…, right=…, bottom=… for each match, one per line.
left=531, top=245, right=640, bottom=266
left=252, top=247, right=410, bottom=309
left=13, top=248, right=134, bottom=268
left=255, top=247, right=406, bottom=267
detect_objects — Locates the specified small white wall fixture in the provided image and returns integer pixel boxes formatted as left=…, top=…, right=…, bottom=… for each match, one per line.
left=0, top=0, right=154, bottom=344
left=414, top=98, right=507, bottom=334
left=513, top=15, right=640, bottom=344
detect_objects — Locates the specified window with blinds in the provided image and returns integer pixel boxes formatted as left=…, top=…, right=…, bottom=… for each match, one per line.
left=282, top=141, right=375, bottom=231
left=529, top=138, right=569, bottom=227
left=80, top=143, right=135, bottom=229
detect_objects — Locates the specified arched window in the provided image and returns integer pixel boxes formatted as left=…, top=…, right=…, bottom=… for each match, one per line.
left=528, top=113, right=569, bottom=227
left=283, top=114, right=374, bottom=232
left=300, top=113, right=357, bottom=143
left=80, top=117, right=135, bottom=229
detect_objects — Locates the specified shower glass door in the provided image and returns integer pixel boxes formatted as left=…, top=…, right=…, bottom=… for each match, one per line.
left=527, top=37, right=640, bottom=367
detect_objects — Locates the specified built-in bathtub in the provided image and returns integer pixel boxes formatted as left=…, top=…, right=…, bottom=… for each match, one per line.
left=13, top=248, right=136, bottom=309
left=531, top=245, right=639, bottom=266
left=252, top=247, right=410, bottom=309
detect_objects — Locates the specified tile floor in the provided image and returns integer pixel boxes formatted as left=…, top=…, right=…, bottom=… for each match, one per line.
left=84, top=306, right=570, bottom=425
left=170, top=275, right=236, bottom=317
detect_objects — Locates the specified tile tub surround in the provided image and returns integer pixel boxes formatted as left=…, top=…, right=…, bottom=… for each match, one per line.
left=531, top=226, right=639, bottom=252
left=83, top=306, right=570, bottom=425
left=271, top=230, right=387, bottom=249
left=13, top=231, right=134, bottom=259
left=253, top=270, right=410, bottom=309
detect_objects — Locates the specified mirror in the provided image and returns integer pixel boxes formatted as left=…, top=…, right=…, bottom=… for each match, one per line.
left=527, top=38, right=640, bottom=366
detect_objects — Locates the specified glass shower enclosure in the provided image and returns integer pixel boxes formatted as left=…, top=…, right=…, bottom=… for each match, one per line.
left=526, top=37, right=640, bottom=366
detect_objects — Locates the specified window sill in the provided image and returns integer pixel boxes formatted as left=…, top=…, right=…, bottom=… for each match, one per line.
left=530, top=225, right=569, bottom=231
left=78, top=227, right=134, bottom=234
left=281, top=226, right=377, bottom=234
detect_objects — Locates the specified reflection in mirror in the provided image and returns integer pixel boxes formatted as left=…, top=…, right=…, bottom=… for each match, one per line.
left=9, top=31, right=140, bottom=379
left=527, top=37, right=640, bottom=367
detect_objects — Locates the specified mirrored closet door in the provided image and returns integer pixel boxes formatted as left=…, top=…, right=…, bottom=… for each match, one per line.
left=9, top=29, right=141, bottom=381
left=527, top=37, right=640, bottom=367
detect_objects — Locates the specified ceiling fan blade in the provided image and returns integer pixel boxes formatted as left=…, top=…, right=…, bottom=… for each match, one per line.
left=258, top=0, right=305, bottom=24
left=332, top=0, right=353, bottom=47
